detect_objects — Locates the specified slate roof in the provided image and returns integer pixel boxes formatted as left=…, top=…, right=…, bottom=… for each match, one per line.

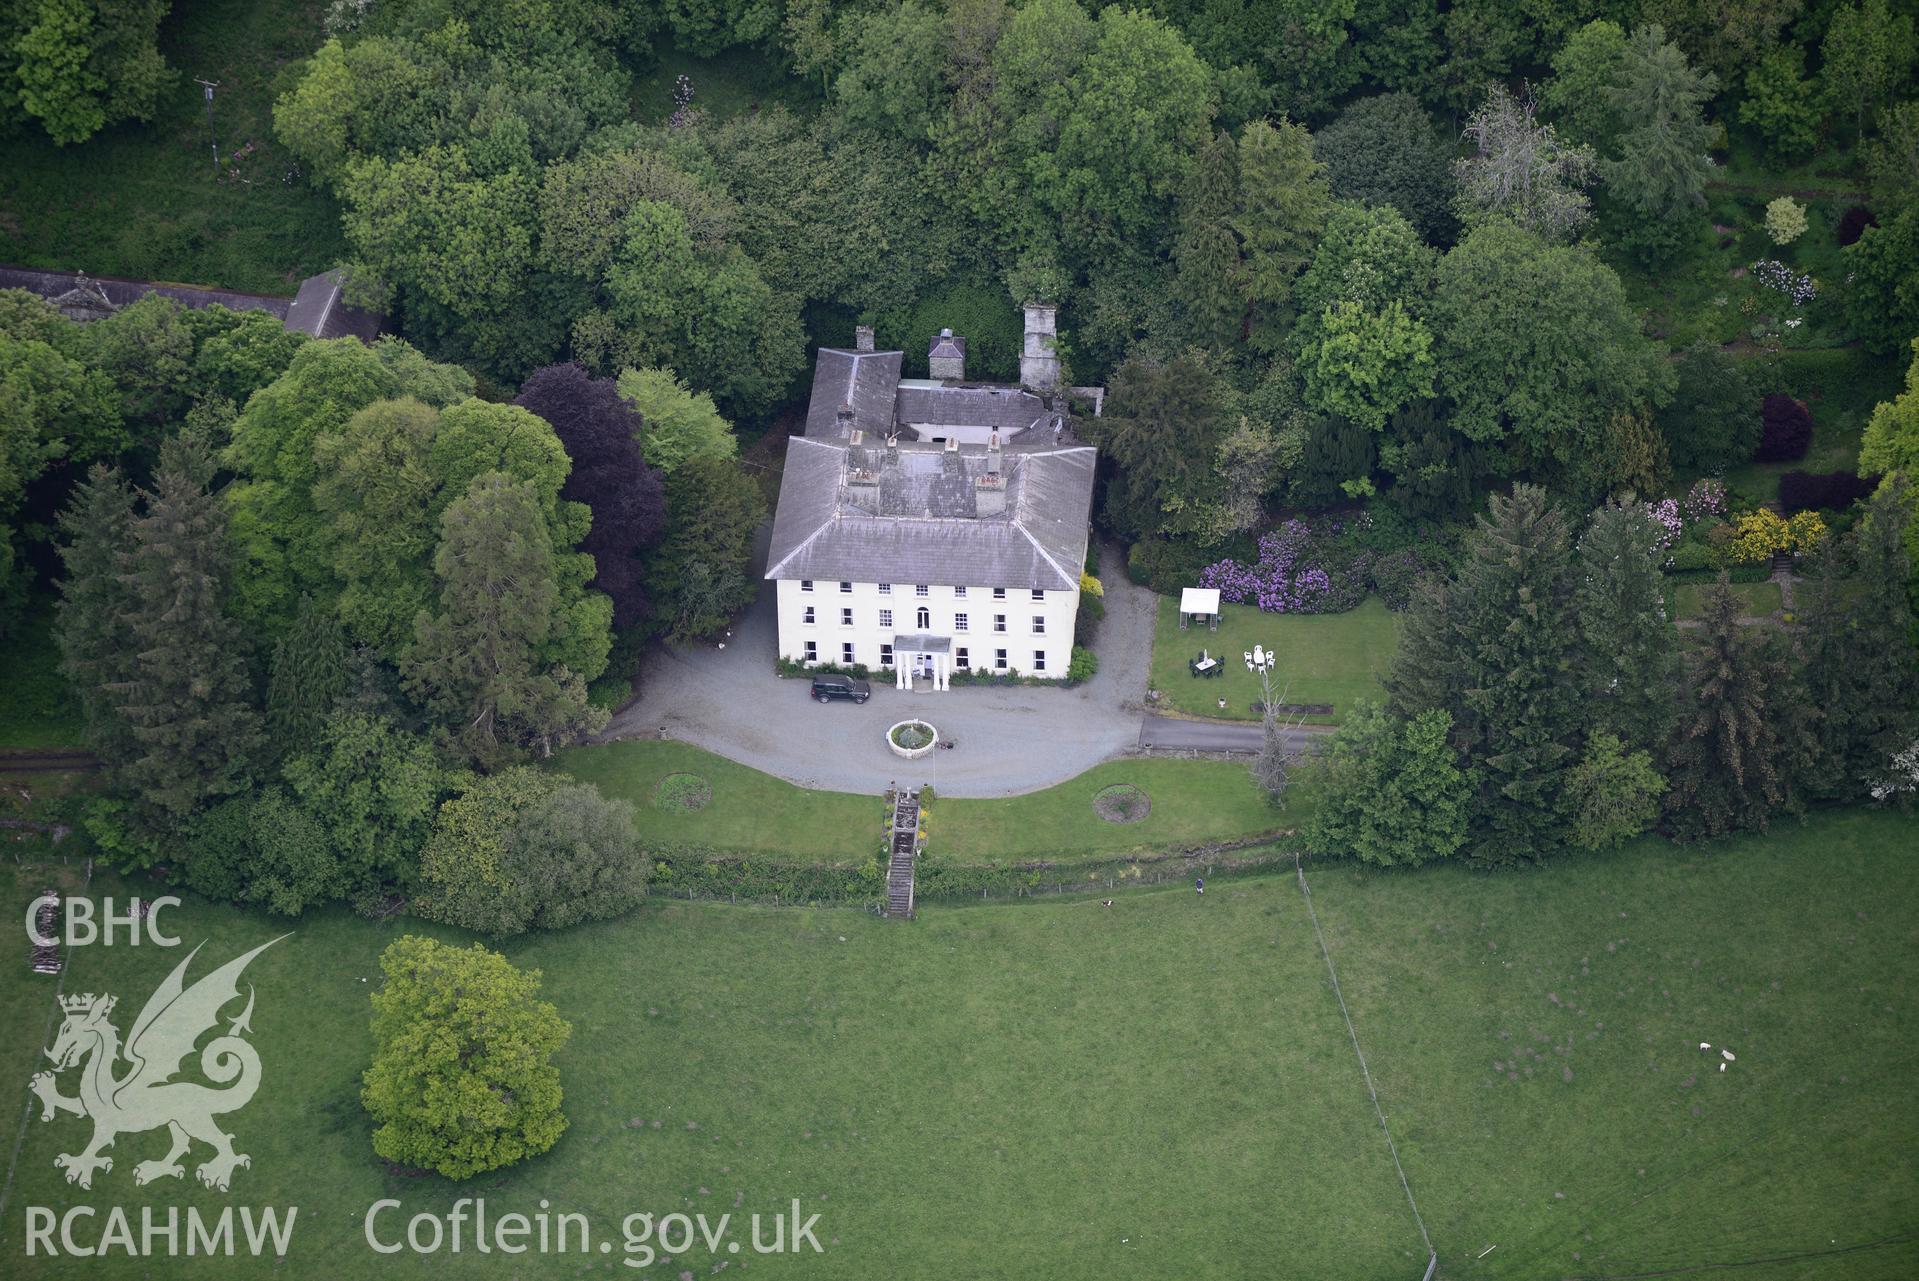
left=0, top=265, right=382, bottom=340
left=766, top=437, right=1095, bottom=592
left=895, top=384, right=1048, bottom=433
left=803, top=348, right=905, bottom=439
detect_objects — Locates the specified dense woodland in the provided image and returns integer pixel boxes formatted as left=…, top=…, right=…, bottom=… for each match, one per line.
left=2, top=0, right=1918, bottom=916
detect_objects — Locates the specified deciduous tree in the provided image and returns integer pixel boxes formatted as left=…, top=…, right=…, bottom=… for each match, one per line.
left=1305, top=704, right=1471, bottom=867
left=362, top=936, right=570, bottom=1179
left=515, top=363, right=667, bottom=631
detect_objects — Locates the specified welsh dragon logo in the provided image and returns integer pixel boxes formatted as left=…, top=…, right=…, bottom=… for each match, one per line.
left=30, top=937, right=286, bottom=1192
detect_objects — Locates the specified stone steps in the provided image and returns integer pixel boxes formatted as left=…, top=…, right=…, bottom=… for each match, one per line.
left=885, top=790, right=920, bottom=919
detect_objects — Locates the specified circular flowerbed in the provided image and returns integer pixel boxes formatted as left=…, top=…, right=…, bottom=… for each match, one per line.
left=887, top=720, right=938, bottom=759
left=652, top=773, right=711, bottom=813
left=1093, top=783, right=1151, bottom=824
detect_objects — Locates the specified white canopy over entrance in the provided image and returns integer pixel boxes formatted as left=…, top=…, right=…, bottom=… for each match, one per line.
left=893, top=633, right=952, bottom=691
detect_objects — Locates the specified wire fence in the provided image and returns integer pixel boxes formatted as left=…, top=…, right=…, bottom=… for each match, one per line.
left=1295, top=851, right=1436, bottom=1270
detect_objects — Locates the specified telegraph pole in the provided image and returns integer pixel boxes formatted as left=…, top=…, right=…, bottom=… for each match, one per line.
left=194, top=79, right=220, bottom=176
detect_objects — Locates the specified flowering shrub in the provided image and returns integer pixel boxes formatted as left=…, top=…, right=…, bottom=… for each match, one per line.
left=1749, top=259, right=1816, bottom=307
left=1870, top=741, right=1919, bottom=804
left=1785, top=510, right=1827, bottom=554
left=1370, top=548, right=1429, bottom=611
left=1199, top=518, right=1373, bottom=614
left=1644, top=498, right=1683, bottom=552
left=1682, top=479, right=1727, bottom=524
left=1724, top=508, right=1828, bottom=563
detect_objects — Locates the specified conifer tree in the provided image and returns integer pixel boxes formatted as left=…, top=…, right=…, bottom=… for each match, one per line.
left=406, top=473, right=605, bottom=764
left=1385, top=573, right=1463, bottom=730
left=1663, top=578, right=1808, bottom=839
left=53, top=464, right=141, bottom=768
left=265, top=594, right=353, bottom=753
left=1455, top=485, right=1581, bottom=866
left=1574, top=500, right=1680, bottom=752
left=1173, top=130, right=1244, bottom=353
left=1798, top=478, right=1919, bottom=799
left=107, top=434, right=264, bottom=823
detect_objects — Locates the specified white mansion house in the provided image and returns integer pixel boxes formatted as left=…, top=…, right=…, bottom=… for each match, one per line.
left=765, top=305, right=1098, bottom=690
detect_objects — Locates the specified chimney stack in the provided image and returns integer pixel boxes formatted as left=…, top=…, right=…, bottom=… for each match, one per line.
left=835, top=402, right=856, bottom=436
left=976, top=430, right=1006, bottom=516
left=1020, top=303, right=1059, bottom=393
left=854, top=324, right=875, bottom=353
left=928, top=327, right=966, bottom=381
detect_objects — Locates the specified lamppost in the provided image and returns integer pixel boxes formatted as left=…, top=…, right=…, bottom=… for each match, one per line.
left=193, top=79, right=220, bottom=176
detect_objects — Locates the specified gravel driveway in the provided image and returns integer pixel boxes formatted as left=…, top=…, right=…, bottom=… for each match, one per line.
left=595, top=536, right=1158, bottom=798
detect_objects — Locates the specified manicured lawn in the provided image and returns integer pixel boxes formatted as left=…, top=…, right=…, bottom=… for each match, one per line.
left=4, top=808, right=1914, bottom=1279
left=0, top=0, right=345, bottom=295
left=931, top=757, right=1297, bottom=861
left=1309, top=807, right=1919, bottom=1279
left=1149, top=594, right=1400, bottom=723
left=554, top=739, right=880, bottom=862
left=1670, top=579, right=1782, bottom=620
left=555, top=739, right=1292, bottom=864
left=0, top=598, right=85, bottom=750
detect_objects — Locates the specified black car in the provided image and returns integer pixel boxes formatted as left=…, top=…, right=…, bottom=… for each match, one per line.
left=811, top=674, right=871, bottom=704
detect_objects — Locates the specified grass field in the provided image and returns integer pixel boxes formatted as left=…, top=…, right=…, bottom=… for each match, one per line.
left=1150, top=595, right=1400, bottom=723
left=555, top=739, right=1292, bottom=863
left=1312, top=806, right=1919, bottom=1279
left=3, top=807, right=1914, bottom=1279
left=0, top=859, right=1422, bottom=1279
left=0, top=0, right=344, bottom=295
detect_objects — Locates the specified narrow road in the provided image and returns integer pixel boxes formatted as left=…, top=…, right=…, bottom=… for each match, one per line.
left=1137, top=714, right=1326, bottom=756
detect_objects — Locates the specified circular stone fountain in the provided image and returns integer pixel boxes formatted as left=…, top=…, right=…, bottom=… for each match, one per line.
left=886, top=720, right=938, bottom=760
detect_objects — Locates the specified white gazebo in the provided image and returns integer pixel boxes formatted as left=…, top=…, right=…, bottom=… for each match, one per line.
left=1178, top=587, right=1222, bottom=631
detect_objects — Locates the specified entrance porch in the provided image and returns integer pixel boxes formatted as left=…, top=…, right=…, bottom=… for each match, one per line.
left=892, top=633, right=953, bottom=691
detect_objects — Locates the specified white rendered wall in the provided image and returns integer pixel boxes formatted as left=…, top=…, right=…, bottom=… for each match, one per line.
left=774, top=577, right=1080, bottom=679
